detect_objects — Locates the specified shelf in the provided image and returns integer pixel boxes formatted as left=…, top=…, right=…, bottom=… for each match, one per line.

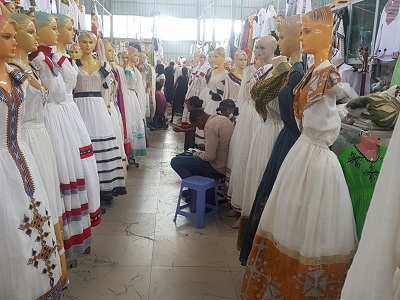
left=341, top=122, right=393, bottom=139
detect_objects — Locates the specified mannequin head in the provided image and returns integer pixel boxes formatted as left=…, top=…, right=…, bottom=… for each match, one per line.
left=277, top=15, right=301, bottom=61
left=35, top=12, right=59, bottom=46
left=139, top=52, right=148, bottom=65
left=121, top=51, right=129, bottom=67
left=9, top=13, right=38, bottom=54
left=0, top=16, right=17, bottom=60
left=300, top=6, right=333, bottom=64
left=233, top=50, right=247, bottom=71
left=128, top=46, right=139, bottom=66
left=213, top=47, right=226, bottom=66
left=55, top=14, right=74, bottom=46
left=199, top=52, right=206, bottom=66
left=104, top=40, right=115, bottom=62
left=254, top=35, right=277, bottom=63
left=78, top=31, right=97, bottom=56
left=193, top=50, right=200, bottom=65
left=69, top=43, right=82, bottom=59
left=207, top=51, right=215, bottom=67
left=5, top=2, right=16, bottom=13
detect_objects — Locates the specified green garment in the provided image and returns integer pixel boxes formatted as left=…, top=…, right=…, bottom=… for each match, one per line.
left=339, top=144, right=387, bottom=239
left=391, top=58, right=400, bottom=87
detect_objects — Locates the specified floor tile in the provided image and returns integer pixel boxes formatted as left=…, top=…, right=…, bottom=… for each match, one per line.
left=230, top=267, right=246, bottom=300
left=149, top=267, right=238, bottom=300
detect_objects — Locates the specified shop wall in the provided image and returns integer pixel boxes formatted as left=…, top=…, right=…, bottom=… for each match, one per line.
left=162, top=40, right=196, bottom=63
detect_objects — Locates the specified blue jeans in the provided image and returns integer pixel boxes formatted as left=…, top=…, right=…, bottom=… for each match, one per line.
left=170, top=156, right=224, bottom=179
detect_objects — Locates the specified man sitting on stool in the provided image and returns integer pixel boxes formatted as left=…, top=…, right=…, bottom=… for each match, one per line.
left=171, top=108, right=234, bottom=202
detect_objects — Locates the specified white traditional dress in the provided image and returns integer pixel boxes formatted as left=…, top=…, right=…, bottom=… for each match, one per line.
left=223, top=72, right=242, bottom=102
left=0, top=65, right=62, bottom=300
left=204, top=69, right=229, bottom=115
left=52, top=53, right=101, bottom=227
left=31, top=46, right=92, bottom=257
left=74, top=60, right=126, bottom=202
left=229, top=65, right=270, bottom=212
left=241, top=60, right=357, bottom=299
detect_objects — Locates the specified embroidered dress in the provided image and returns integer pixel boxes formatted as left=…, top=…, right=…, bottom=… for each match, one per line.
left=0, top=65, right=62, bottom=300
left=204, top=69, right=229, bottom=115
left=74, top=61, right=127, bottom=202
left=124, top=66, right=148, bottom=156
left=18, top=64, right=63, bottom=227
left=52, top=53, right=101, bottom=227
left=341, top=108, right=400, bottom=300
left=229, top=65, right=270, bottom=212
left=30, top=46, right=92, bottom=257
left=238, top=62, right=292, bottom=249
left=239, top=62, right=304, bottom=265
left=339, top=144, right=387, bottom=239
left=225, top=65, right=257, bottom=197
left=223, top=72, right=242, bottom=102
left=241, top=60, right=357, bottom=299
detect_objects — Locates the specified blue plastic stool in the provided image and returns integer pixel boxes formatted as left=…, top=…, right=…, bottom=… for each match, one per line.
left=173, top=175, right=218, bottom=229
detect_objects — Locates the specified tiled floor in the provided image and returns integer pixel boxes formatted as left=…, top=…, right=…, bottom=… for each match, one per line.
left=62, top=127, right=245, bottom=300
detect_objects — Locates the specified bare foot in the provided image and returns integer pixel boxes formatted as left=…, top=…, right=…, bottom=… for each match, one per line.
left=226, top=208, right=240, bottom=217
left=231, top=217, right=241, bottom=229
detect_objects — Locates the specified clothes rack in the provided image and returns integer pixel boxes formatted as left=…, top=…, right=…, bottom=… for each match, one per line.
left=341, top=122, right=393, bottom=139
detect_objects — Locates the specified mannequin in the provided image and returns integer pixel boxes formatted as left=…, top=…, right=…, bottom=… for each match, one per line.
left=223, top=50, right=247, bottom=102
left=138, top=52, right=156, bottom=119
left=4, top=1, right=16, bottom=12
left=237, top=55, right=288, bottom=247
left=8, top=12, right=69, bottom=288
left=69, top=42, right=82, bottom=59
left=203, top=47, right=228, bottom=114
left=30, top=11, right=92, bottom=258
left=339, top=135, right=386, bottom=239
left=122, top=48, right=148, bottom=157
left=228, top=35, right=277, bottom=228
left=53, top=14, right=101, bottom=227
left=0, top=15, right=63, bottom=299
left=239, top=15, right=304, bottom=265
left=241, top=7, right=357, bottom=299
left=74, top=31, right=127, bottom=204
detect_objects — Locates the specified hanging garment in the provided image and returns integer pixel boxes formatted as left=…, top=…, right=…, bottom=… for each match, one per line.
left=53, top=53, right=101, bottom=227
left=35, top=0, right=52, bottom=12
left=229, top=65, right=271, bottom=212
left=239, top=62, right=304, bottom=265
left=339, top=144, right=387, bottom=239
left=296, top=0, right=312, bottom=15
left=375, top=0, right=400, bottom=61
left=0, top=64, right=63, bottom=300
left=340, top=108, right=400, bottom=300
left=241, top=60, right=357, bottom=299
left=74, top=61, right=127, bottom=201
left=265, top=5, right=277, bottom=34
left=286, top=0, right=298, bottom=17
left=31, top=47, right=92, bottom=257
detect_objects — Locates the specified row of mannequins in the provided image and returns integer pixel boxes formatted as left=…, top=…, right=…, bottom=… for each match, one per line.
left=182, top=5, right=398, bottom=299
left=0, top=8, right=152, bottom=299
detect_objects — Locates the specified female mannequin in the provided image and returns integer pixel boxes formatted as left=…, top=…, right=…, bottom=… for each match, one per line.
left=203, top=47, right=229, bottom=115
left=53, top=14, right=101, bottom=226
left=228, top=36, right=277, bottom=228
left=0, top=15, right=62, bottom=299
left=74, top=31, right=126, bottom=204
left=223, top=50, right=247, bottom=102
left=237, top=55, right=288, bottom=245
left=122, top=48, right=148, bottom=157
left=8, top=12, right=69, bottom=288
left=239, top=15, right=304, bottom=265
left=30, top=11, right=92, bottom=258
left=197, top=51, right=215, bottom=111
left=69, top=42, right=82, bottom=59
left=138, top=52, right=156, bottom=119
left=241, top=7, right=357, bottom=299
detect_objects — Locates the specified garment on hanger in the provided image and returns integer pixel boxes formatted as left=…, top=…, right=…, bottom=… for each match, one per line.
left=375, top=0, right=400, bottom=61
left=35, top=0, right=52, bottom=12
left=239, top=61, right=304, bottom=266
left=241, top=60, right=357, bottom=299
left=0, top=63, right=63, bottom=300
left=286, top=0, right=298, bottom=17
left=53, top=53, right=101, bottom=227
left=340, top=112, right=400, bottom=300
left=339, top=144, right=387, bottom=239
left=265, top=5, right=277, bottom=33
left=31, top=46, right=92, bottom=257
left=296, top=0, right=312, bottom=15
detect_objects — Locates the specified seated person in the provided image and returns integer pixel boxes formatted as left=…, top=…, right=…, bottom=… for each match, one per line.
left=171, top=108, right=234, bottom=181
left=216, top=99, right=239, bottom=125
left=151, top=81, right=168, bottom=129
